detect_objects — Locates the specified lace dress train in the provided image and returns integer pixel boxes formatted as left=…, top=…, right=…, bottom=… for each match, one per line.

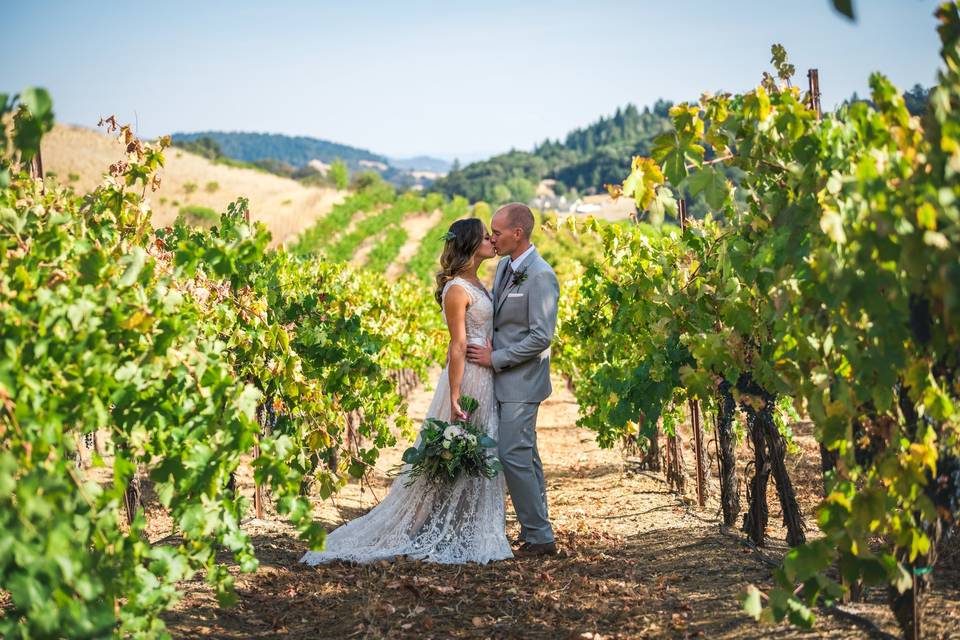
left=299, top=278, right=512, bottom=565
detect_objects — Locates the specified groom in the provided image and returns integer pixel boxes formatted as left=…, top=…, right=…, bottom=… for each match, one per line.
left=466, top=202, right=558, bottom=558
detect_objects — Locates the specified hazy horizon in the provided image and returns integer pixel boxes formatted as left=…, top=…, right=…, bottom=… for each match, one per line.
left=4, top=1, right=944, bottom=160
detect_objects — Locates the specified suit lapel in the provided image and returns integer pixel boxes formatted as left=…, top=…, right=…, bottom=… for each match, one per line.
left=496, top=275, right=511, bottom=314
left=492, top=257, right=506, bottom=298
left=493, top=256, right=510, bottom=315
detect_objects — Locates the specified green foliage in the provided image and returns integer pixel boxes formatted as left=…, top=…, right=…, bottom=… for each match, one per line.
left=405, top=197, right=470, bottom=284
left=351, top=170, right=385, bottom=192
left=177, top=204, right=218, bottom=227
left=472, top=201, right=492, bottom=220
left=327, top=193, right=425, bottom=263
left=0, top=94, right=445, bottom=638
left=832, top=0, right=855, bottom=20
left=290, top=179, right=396, bottom=255
left=330, top=158, right=349, bottom=190
left=182, top=181, right=197, bottom=195
left=365, top=226, right=408, bottom=273
left=565, top=12, right=960, bottom=632
left=431, top=102, right=674, bottom=201
left=172, top=135, right=222, bottom=160
left=0, top=88, right=55, bottom=188
left=204, top=180, right=219, bottom=193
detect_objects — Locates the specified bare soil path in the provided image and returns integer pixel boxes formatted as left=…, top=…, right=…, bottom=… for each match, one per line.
left=163, top=375, right=960, bottom=639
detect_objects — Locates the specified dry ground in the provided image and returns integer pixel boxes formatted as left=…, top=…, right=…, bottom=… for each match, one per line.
left=159, top=375, right=960, bottom=640
left=41, top=124, right=345, bottom=246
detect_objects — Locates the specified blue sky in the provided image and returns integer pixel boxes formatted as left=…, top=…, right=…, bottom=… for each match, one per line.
left=2, top=1, right=944, bottom=160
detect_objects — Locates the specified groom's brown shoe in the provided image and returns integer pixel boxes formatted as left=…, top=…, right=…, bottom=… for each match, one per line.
left=511, top=537, right=526, bottom=548
left=514, top=541, right=557, bottom=558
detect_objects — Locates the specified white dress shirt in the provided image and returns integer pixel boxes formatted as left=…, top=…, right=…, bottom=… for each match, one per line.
left=509, top=244, right=536, bottom=271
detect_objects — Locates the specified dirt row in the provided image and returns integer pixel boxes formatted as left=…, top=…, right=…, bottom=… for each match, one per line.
left=162, top=374, right=960, bottom=639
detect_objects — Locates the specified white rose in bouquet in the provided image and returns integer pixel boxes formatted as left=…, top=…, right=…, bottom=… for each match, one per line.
left=443, top=425, right=462, bottom=441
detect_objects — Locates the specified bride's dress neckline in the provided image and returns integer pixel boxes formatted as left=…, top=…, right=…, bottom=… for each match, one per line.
left=450, top=276, right=491, bottom=301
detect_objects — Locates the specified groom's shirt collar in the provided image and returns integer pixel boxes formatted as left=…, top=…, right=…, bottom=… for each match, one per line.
left=509, top=244, right=536, bottom=271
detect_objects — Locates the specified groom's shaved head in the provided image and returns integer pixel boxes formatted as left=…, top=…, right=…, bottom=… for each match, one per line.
left=495, top=203, right=535, bottom=239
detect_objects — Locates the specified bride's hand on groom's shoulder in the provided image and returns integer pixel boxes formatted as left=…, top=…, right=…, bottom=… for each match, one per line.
left=465, top=339, right=493, bottom=368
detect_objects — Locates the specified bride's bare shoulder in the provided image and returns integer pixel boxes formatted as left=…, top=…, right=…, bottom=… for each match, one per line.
left=442, top=280, right=471, bottom=307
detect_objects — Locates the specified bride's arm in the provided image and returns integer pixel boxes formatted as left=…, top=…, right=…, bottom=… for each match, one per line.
left=443, top=285, right=470, bottom=422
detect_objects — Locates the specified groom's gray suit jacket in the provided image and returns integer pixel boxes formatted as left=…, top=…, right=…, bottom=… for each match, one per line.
left=490, top=248, right=559, bottom=403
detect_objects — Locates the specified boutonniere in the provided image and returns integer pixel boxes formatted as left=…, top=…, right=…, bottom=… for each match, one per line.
left=510, top=267, right=528, bottom=288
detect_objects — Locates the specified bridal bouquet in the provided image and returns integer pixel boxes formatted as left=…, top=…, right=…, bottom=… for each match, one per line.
left=400, top=396, right=502, bottom=486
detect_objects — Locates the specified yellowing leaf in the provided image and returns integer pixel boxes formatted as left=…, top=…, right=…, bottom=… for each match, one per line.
left=819, top=210, right=847, bottom=244
left=827, top=490, right=852, bottom=511
left=120, top=310, right=149, bottom=330
left=907, top=442, right=937, bottom=475
left=916, top=202, right=937, bottom=230
left=621, top=157, right=664, bottom=210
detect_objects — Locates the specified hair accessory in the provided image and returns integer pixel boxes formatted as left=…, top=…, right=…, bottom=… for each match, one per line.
left=442, top=230, right=457, bottom=242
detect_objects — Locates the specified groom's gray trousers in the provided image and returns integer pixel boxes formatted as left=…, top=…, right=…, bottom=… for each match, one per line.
left=497, top=402, right=553, bottom=544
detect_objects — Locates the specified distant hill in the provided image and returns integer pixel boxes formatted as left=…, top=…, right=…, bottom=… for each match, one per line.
left=171, top=131, right=450, bottom=189
left=171, top=131, right=386, bottom=171
left=389, top=155, right=451, bottom=174
left=43, top=125, right=345, bottom=246
left=430, top=100, right=675, bottom=205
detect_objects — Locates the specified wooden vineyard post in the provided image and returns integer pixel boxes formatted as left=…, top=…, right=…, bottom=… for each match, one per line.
left=27, top=145, right=45, bottom=195
left=689, top=399, right=707, bottom=508
left=678, top=198, right=708, bottom=508
left=664, top=427, right=686, bottom=493
left=807, top=68, right=822, bottom=119
left=252, top=433, right=263, bottom=520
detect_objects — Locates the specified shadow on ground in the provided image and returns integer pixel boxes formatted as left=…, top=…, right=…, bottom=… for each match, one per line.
left=161, top=515, right=960, bottom=639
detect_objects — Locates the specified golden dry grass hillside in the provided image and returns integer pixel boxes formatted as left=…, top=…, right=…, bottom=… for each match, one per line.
left=41, top=124, right=346, bottom=246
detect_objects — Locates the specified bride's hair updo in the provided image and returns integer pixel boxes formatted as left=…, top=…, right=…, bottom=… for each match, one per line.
left=434, top=217, right=485, bottom=306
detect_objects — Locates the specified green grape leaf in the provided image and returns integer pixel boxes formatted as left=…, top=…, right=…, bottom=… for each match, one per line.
left=20, top=87, right=53, bottom=120
left=118, top=247, right=147, bottom=288
left=740, top=585, right=764, bottom=619
left=832, top=0, right=854, bottom=20
left=687, top=166, right=731, bottom=210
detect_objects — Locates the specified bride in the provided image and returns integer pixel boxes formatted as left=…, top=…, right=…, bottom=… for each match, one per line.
left=300, top=218, right=513, bottom=565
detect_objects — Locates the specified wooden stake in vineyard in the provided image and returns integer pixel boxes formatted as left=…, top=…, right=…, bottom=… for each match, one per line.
left=806, top=68, right=822, bottom=119
left=678, top=198, right=708, bottom=508
left=27, top=145, right=45, bottom=195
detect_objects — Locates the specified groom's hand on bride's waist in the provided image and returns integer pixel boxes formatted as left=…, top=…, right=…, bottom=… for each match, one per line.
left=466, top=340, right=493, bottom=368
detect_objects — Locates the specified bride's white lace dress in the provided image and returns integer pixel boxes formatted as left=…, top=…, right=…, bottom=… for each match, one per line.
left=300, top=277, right=513, bottom=565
